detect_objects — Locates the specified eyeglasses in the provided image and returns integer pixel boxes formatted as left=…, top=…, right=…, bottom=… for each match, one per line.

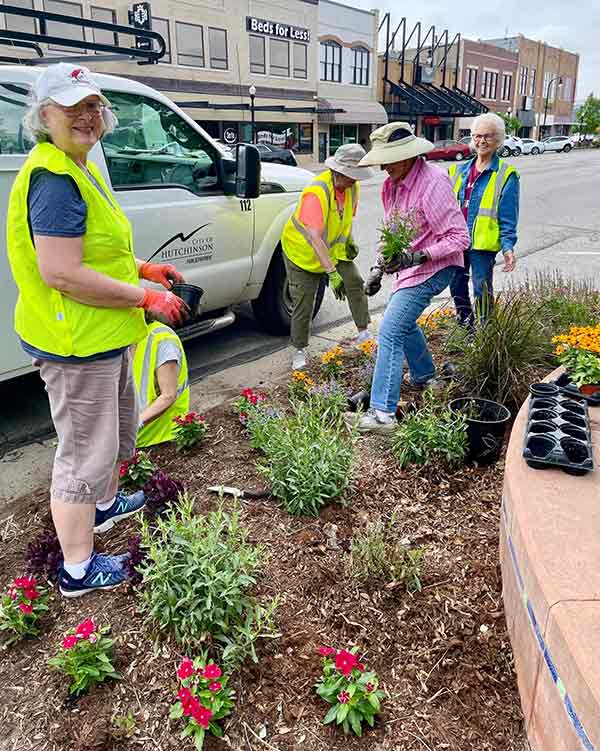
left=56, top=101, right=106, bottom=119
left=472, top=133, right=495, bottom=142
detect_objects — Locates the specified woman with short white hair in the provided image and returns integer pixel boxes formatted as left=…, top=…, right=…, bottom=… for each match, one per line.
left=448, top=112, right=520, bottom=325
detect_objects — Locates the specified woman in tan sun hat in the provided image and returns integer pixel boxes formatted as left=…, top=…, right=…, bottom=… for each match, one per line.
left=348, top=122, right=469, bottom=434
left=281, top=143, right=373, bottom=370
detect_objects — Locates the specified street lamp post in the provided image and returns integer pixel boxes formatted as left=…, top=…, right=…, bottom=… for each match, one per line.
left=542, top=75, right=562, bottom=139
left=249, top=85, right=256, bottom=144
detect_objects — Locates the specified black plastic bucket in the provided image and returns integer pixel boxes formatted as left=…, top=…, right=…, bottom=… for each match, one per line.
left=171, top=283, right=204, bottom=319
left=347, top=390, right=370, bottom=413
left=449, top=397, right=511, bottom=465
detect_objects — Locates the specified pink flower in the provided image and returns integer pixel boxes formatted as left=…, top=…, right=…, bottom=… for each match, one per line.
left=335, top=649, right=358, bottom=676
left=177, top=658, right=195, bottom=680
left=178, top=687, right=192, bottom=707
left=337, top=691, right=350, bottom=704
left=356, top=663, right=365, bottom=673
left=203, top=663, right=222, bottom=680
left=63, top=635, right=78, bottom=649
left=14, top=576, right=36, bottom=590
left=182, top=695, right=200, bottom=717
left=18, top=602, right=33, bottom=614
left=365, top=682, right=375, bottom=693
left=23, top=588, right=40, bottom=601
left=191, top=703, right=213, bottom=729
left=318, top=646, right=336, bottom=657
left=209, top=681, right=222, bottom=692
left=76, top=617, right=96, bottom=639
left=8, top=587, right=17, bottom=601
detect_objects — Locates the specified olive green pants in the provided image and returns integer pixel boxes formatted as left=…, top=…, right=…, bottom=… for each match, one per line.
left=283, top=255, right=370, bottom=349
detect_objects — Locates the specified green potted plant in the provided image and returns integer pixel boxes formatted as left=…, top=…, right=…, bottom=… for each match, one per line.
left=553, top=325, right=600, bottom=394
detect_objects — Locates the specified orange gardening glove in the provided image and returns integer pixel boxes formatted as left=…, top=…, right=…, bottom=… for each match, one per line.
left=138, top=262, right=184, bottom=289
left=137, top=289, right=189, bottom=326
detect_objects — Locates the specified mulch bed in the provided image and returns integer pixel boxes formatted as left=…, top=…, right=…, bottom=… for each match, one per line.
left=0, top=334, right=533, bottom=751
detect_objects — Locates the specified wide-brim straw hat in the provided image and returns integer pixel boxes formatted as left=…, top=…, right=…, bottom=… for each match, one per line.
left=324, top=143, right=374, bottom=181
left=358, top=122, right=434, bottom=166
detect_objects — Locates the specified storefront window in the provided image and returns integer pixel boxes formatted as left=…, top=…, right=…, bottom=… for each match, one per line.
left=329, top=124, right=357, bottom=154
left=249, top=34, right=266, bottom=74
left=244, top=122, right=313, bottom=153
left=208, top=27, right=227, bottom=70
left=177, top=21, right=204, bottom=67
left=270, top=38, right=290, bottom=77
left=293, top=43, right=308, bottom=79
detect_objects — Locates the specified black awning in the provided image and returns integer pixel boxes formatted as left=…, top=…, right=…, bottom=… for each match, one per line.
left=386, top=79, right=487, bottom=118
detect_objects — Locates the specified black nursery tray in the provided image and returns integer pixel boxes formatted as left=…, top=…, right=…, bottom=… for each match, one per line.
left=523, top=389, right=595, bottom=476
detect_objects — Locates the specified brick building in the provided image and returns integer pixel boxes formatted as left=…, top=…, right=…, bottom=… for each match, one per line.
left=457, top=39, right=518, bottom=137
left=485, top=35, right=579, bottom=138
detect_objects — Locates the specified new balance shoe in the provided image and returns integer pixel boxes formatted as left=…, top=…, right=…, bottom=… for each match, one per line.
left=94, top=490, right=145, bottom=533
left=58, top=552, right=128, bottom=598
left=345, top=409, right=397, bottom=434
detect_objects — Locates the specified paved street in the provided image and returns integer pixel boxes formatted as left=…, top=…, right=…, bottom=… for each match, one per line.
left=1, top=149, right=599, bottom=452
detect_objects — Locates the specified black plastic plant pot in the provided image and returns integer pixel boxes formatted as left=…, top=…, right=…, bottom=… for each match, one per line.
left=449, top=397, right=511, bottom=466
left=347, top=390, right=370, bottom=413
left=171, top=283, right=204, bottom=319
left=529, top=383, right=559, bottom=397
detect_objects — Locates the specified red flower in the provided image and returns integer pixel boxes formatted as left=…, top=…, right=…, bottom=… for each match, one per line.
left=191, top=703, right=213, bottom=729
left=337, top=691, right=350, bottom=704
left=177, top=658, right=195, bottom=680
left=62, top=635, right=78, bottom=649
left=119, top=464, right=128, bottom=477
left=335, top=649, right=358, bottom=676
left=203, top=663, right=222, bottom=680
left=178, top=687, right=192, bottom=706
left=76, top=617, right=96, bottom=639
left=249, top=394, right=258, bottom=405
left=8, top=587, right=17, bottom=601
left=209, top=681, right=222, bottom=692
left=14, top=576, right=36, bottom=590
left=318, top=646, right=336, bottom=657
left=242, top=388, right=254, bottom=399
left=23, top=588, right=40, bottom=601
left=356, top=663, right=365, bottom=672
left=18, top=602, right=33, bottom=614
left=182, top=695, right=200, bottom=717
left=365, top=682, right=375, bottom=693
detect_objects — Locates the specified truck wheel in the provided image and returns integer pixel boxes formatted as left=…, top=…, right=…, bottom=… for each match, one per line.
left=252, top=248, right=326, bottom=335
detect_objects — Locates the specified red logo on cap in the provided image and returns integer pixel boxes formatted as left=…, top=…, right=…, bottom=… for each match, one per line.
left=70, top=68, right=85, bottom=82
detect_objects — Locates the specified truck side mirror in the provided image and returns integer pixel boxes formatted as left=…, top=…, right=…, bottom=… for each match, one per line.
left=235, top=143, right=261, bottom=199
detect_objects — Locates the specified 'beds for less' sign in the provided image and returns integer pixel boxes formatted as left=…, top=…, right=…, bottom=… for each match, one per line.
left=246, top=16, right=311, bottom=43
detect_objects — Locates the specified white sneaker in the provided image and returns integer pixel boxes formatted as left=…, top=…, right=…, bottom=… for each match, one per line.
left=292, top=349, right=307, bottom=370
left=354, top=330, right=372, bottom=346
left=345, top=409, right=397, bottom=434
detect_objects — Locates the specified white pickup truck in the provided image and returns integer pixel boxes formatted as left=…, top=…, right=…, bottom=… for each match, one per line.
left=0, top=66, right=319, bottom=382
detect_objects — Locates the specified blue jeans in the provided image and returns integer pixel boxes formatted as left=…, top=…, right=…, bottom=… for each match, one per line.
left=370, top=266, right=458, bottom=414
left=449, top=249, right=498, bottom=326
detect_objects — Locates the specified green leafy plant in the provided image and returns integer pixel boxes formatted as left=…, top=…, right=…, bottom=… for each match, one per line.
left=173, top=412, right=209, bottom=451
left=244, top=404, right=284, bottom=453
left=48, top=618, right=119, bottom=696
left=233, top=388, right=268, bottom=425
left=448, top=291, right=549, bottom=409
left=315, top=647, right=384, bottom=736
left=119, top=450, right=156, bottom=490
left=170, top=656, right=235, bottom=750
left=288, top=370, right=315, bottom=402
left=112, top=711, right=136, bottom=740
left=306, top=381, right=349, bottom=423
left=0, top=576, right=49, bottom=644
left=391, top=392, right=467, bottom=470
left=556, top=347, right=600, bottom=387
left=258, top=400, right=356, bottom=516
left=137, top=495, right=274, bottom=665
left=378, top=209, right=419, bottom=264
left=346, top=519, right=425, bottom=593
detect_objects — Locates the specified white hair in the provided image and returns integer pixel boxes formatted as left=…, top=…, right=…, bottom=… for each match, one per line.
left=22, top=98, right=118, bottom=144
left=470, top=112, right=505, bottom=147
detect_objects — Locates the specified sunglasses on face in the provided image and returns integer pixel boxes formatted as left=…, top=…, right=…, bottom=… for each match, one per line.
left=55, top=101, right=106, bottom=119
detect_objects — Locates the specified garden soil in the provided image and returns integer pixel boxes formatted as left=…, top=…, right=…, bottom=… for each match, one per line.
left=0, top=339, right=532, bottom=751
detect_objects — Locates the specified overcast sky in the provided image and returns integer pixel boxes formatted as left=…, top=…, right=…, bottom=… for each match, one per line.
left=350, top=0, right=598, bottom=102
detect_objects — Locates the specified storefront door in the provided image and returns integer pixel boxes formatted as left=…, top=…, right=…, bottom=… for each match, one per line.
left=319, top=132, right=327, bottom=163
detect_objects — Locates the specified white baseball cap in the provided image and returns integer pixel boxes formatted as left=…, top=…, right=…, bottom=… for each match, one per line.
left=33, top=63, right=110, bottom=107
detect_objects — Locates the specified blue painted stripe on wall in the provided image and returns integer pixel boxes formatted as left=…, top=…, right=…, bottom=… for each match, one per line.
left=501, top=499, right=596, bottom=751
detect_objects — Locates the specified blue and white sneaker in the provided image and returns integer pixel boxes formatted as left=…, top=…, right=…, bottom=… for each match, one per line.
left=58, top=552, right=129, bottom=598
left=94, top=490, right=145, bottom=533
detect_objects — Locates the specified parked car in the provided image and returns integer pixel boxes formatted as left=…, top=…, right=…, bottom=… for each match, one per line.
left=542, top=135, right=575, bottom=153
left=425, top=140, right=472, bottom=161
left=252, top=142, right=298, bottom=166
left=520, top=138, right=545, bottom=155
left=498, top=136, right=523, bottom=157
left=0, top=66, right=316, bottom=382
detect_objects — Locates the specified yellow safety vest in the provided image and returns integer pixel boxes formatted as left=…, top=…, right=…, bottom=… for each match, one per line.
left=448, top=160, right=518, bottom=252
left=133, top=321, right=190, bottom=448
left=282, top=170, right=358, bottom=272
left=7, top=142, right=147, bottom=357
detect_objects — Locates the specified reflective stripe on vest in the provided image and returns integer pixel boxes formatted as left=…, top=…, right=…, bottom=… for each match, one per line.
left=282, top=170, right=357, bottom=272
left=6, top=142, right=147, bottom=356
left=134, top=321, right=190, bottom=448
left=449, top=160, right=517, bottom=252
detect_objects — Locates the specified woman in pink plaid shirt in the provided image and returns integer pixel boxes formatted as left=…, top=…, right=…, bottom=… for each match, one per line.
left=350, top=122, right=470, bottom=434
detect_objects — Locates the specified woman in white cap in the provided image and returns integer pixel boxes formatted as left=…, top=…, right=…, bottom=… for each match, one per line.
left=281, top=143, right=374, bottom=370
left=6, top=63, right=188, bottom=596
left=352, top=122, right=470, bottom=433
